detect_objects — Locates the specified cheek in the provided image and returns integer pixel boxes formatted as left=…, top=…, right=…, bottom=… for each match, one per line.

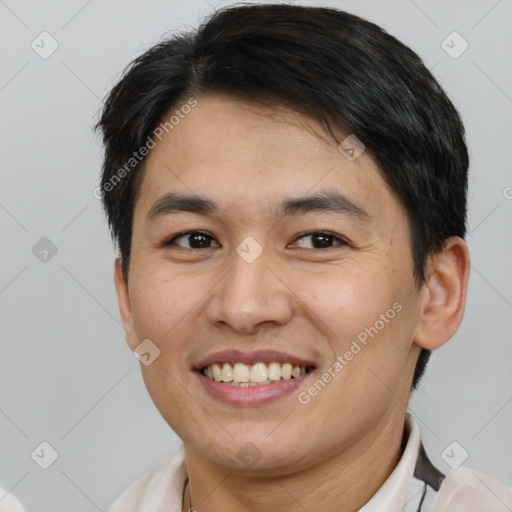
left=129, top=270, right=203, bottom=426
left=128, top=267, right=200, bottom=339
left=294, top=259, right=414, bottom=398
left=295, top=262, right=397, bottom=344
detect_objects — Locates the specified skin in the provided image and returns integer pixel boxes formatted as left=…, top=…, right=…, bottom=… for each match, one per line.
left=114, top=93, right=470, bottom=512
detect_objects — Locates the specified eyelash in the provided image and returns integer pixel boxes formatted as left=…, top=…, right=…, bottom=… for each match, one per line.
left=162, top=230, right=349, bottom=251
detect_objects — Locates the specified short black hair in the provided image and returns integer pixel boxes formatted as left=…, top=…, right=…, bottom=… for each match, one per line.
left=95, top=2, right=469, bottom=390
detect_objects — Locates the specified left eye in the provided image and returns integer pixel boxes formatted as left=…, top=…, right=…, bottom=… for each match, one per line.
left=291, top=231, right=346, bottom=250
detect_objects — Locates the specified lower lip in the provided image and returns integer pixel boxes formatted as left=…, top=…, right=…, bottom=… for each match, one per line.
left=195, top=370, right=315, bottom=406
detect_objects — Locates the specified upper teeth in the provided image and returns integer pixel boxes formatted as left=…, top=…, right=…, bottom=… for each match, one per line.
left=202, top=362, right=308, bottom=385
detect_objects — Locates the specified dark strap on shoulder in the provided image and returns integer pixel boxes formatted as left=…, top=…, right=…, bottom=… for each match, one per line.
left=413, top=441, right=446, bottom=492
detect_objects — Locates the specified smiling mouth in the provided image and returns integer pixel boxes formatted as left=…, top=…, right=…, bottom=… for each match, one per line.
left=200, top=362, right=316, bottom=387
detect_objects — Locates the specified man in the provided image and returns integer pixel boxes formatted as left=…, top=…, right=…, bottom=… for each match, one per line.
left=95, top=3, right=512, bottom=511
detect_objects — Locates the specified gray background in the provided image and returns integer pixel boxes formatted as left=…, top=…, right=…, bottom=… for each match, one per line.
left=1, top=0, right=511, bottom=510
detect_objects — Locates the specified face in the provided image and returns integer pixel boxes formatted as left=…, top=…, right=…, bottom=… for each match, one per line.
left=116, top=93, right=426, bottom=475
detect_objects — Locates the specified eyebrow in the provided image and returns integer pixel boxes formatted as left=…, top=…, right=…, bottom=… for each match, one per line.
left=146, top=189, right=370, bottom=222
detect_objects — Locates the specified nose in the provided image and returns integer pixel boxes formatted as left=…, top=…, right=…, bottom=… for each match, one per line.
left=205, top=246, right=295, bottom=334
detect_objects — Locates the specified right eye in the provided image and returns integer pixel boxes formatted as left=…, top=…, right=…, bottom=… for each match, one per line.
left=164, top=231, right=221, bottom=250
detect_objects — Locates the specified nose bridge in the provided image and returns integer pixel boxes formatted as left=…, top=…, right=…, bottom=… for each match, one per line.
left=206, top=239, right=293, bottom=332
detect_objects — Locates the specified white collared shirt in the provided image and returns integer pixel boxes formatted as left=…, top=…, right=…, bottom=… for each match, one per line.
left=109, top=413, right=512, bottom=511
left=0, top=488, right=26, bottom=512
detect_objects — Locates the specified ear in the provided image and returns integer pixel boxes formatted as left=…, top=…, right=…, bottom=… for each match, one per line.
left=114, top=257, right=138, bottom=351
left=413, top=236, right=470, bottom=350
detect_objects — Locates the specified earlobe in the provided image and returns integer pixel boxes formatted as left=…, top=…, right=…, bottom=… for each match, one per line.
left=413, top=236, right=470, bottom=350
left=114, top=258, right=138, bottom=351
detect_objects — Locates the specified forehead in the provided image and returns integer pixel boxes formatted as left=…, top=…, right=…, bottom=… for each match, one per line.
left=135, top=93, right=400, bottom=223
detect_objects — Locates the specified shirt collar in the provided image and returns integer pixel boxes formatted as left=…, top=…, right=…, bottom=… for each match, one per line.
left=133, top=412, right=444, bottom=512
left=358, top=412, right=445, bottom=512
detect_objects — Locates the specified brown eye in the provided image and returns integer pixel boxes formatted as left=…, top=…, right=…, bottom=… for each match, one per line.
left=292, top=231, right=346, bottom=250
left=166, top=231, right=220, bottom=249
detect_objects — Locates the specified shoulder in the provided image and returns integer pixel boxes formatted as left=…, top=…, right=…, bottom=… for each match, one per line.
left=0, top=488, right=25, bottom=512
left=108, top=444, right=187, bottom=512
left=433, top=465, right=512, bottom=511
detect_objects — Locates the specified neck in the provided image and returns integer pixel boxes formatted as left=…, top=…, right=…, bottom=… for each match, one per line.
left=182, top=410, right=408, bottom=512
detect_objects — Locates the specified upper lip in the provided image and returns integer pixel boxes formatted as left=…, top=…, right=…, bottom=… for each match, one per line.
left=194, top=349, right=317, bottom=370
